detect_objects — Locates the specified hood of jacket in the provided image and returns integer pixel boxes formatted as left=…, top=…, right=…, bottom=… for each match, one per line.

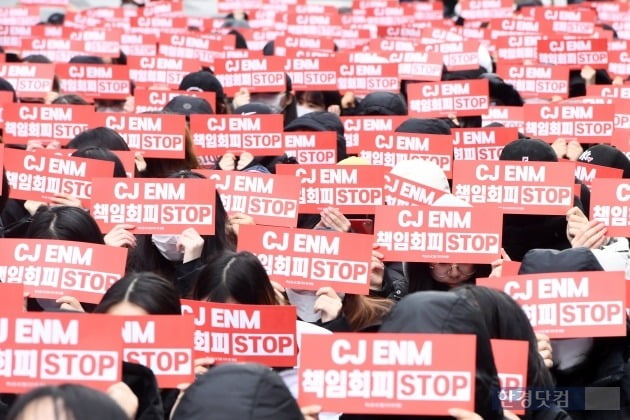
left=379, top=291, right=503, bottom=420
left=171, top=363, right=303, bottom=420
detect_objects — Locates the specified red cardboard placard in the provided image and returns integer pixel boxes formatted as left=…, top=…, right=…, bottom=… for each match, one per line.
left=3, top=103, right=94, bottom=146
left=358, top=133, right=453, bottom=174
left=0, top=312, right=124, bottom=393
left=459, top=0, right=513, bottom=20
left=197, top=170, right=301, bottom=227
left=127, top=56, right=201, bottom=88
left=491, top=339, right=529, bottom=415
left=284, top=131, right=338, bottom=164
left=284, top=57, right=338, bottom=91
left=3, top=148, right=115, bottom=203
left=590, top=179, right=630, bottom=236
left=587, top=84, right=630, bottom=99
left=121, top=316, right=195, bottom=388
left=337, top=57, right=399, bottom=95
left=0, top=239, right=127, bottom=304
left=237, top=225, right=373, bottom=294
left=574, top=162, right=623, bottom=189
left=90, top=113, right=186, bottom=159
left=90, top=178, right=216, bottom=234
left=608, top=50, right=630, bottom=77
left=134, top=89, right=216, bottom=113
left=387, top=50, right=443, bottom=82
left=0, top=283, right=25, bottom=313
left=482, top=106, right=525, bottom=131
left=374, top=205, right=502, bottom=263
left=213, top=57, right=287, bottom=95
left=181, top=300, right=297, bottom=367
left=494, top=35, right=542, bottom=63
left=495, top=64, right=570, bottom=99
left=522, top=103, right=615, bottom=143
left=19, top=39, right=86, bottom=63
left=341, top=116, right=408, bottom=154
left=120, top=33, right=158, bottom=57
left=452, top=161, right=576, bottom=215
left=56, top=64, right=130, bottom=100
left=452, top=127, right=519, bottom=161
left=407, top=79, right=489, bottom=118
left=0, top=63, right=54, bottom=99
left=537, top=38, right=608, bottom=69
left=298, top=333, right=477, bottom=415
left=383, top=172, right=447, bottom=206
left=478, top=271, right=626, bottom=339
left=276, top=164, right=387, bottom=214
left=190, top=114, right=284, bottom=155
left=424, top=40, right=481, bottom=72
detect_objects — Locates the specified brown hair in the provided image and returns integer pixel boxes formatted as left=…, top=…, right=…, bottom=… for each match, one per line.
left=342, top=295, right=395, bottom=331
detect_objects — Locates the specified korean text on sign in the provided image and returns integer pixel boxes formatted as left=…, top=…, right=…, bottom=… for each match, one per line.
left=299, top=333, right=476, bottom=415
left=181, top=300, right=297, bottom=367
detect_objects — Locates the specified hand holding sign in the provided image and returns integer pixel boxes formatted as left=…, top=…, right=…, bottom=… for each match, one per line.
left=104, top=224, right=137, bottom=248
left=536, top=333, right=553, bottom=368
left=571, top=219, right=607, bottom=249
left=178, top=228, right=205, bottom=264
left=314, top=287, right=343, bottom=323
left=317, top=207, right=351, bottom=232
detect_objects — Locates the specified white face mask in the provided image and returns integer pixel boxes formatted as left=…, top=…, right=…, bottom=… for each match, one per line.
left=285, top=289, right=346, bottom=322
left=296, top=104, right=317, bottom=117
left=151, top=234, right=183, bottom=261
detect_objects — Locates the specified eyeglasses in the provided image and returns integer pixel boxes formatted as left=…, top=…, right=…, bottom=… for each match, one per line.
left=430, top=263, right=476, bottom=278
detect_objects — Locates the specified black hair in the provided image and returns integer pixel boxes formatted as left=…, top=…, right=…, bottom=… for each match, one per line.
left=69, top=55, right=106, bottom=64
left=71, top=146, right=128, bottom=178
left=22, top=54, right=52, bottom=64
left=52, top=94, right=90, bottom=105
left=26, top=206, right=105, bottom=244
left=453, top=285, right=555, bottom=417
left=191, top=251, right=277, bottom=305
left=94, top=272, right=181, bottom=315
left=0, top=170, right=9, bottom=216
left=7, top=384, right=127, bottom=420
left=67, top=127, right=130, bottom=151
left=405, top=262, right=492, bottom=293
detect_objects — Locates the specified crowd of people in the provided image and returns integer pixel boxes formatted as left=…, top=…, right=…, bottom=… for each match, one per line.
left=0, top=0, right=629, bottom=419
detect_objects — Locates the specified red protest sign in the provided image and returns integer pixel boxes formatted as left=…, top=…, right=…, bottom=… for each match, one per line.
left=491, top=339, right=529, bottom=415
left=495, top=64, right=570, bottom=99
left=0, top=63, right=54, bottom=99
left=407, top=79, right=489, bottom=118
left=127, top=56, right=201, bottom=88
left=337, top=60, right=399, bottom=95
left=298, top=333, right=477, bottom=415
left=575, top=162, right=623, bottom=189
left=3, top=103, right=94, bottom=146
left=358, top=132, right=453, bottom=175
left=0, top=239, right=127, bottom=304
left=495, top=35, right=542, bottom=63
left=90, top=113, right=186, bottom=159
left=0, top=312, right=124, bottom=393
left=213, top=57, right=286, bottom=96
left=56, top=64, right=130, bottom=100
left=383, top=172, right=447, bottom=206
left=522, top=103, right=615, bottom=143
left=276, top=164, right=387, bottom=214
left=3, top=148, right=114, bottom=203
left=120, top=33, right=158, bottom=57
left=587, top=84, right=630, bottom=99
left=181, top=300, right=297, bottom=367
left=63, top=27, right=123, bottom=58
left=452, top=161, right=576, bottom=215
left=122, top=316, right=194, bottom=388
left=482, top=106, right=525, bottom=131
left=158, top=33, right=230, bottom=66
left=19, top=39, right=86, bottom=63
left=387, top=50, right=443, bottom=82
left=459, top=0, right=513, bottom=20
left=608, top=50, right=630, bottom=78
left=590, top=179, right=630, bottom=236
left=90, top=178, right=216, bottom=234
left=133, top=89, right=216, bottom=113
left=537, top=38, right=608, bottom=69
left=341, top=116, right=408, bottom=154
left=478, top=271, right=626, bottom=339
left=424, top=40, right=481, bottom=72
left=374, top=205, right=502, bottom=263
left=452, top=126, right=519, bottom=161
left=0, top=283, right=25, bottom=313
left=237, top=225, right=373, bottom=294
left=285, top=57, right=338, bottom=91
left=284, top=131, right=338, bottom=164
left=190, top=114, right=284, bottom=156
left=197, top=170, right=301, bottom=227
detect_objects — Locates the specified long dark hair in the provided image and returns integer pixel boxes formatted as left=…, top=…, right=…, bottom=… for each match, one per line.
left=26, top=206, right=105, bottom=244
left=95, top=272, right=181, bottom=315
left=191, top=251, right=277, bottom=305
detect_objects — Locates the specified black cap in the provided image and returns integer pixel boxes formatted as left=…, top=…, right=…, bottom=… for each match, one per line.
left=499, top=138, right=558, bottom=162
left=578, top=144, right=630, bottom=178
left=233, top=102, right=275, bottom=115
left=178, top=71, right=225, bottom=102
left=163, top=95, right=214, bottom=116
left=356, top=91, right=407, bottom=116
